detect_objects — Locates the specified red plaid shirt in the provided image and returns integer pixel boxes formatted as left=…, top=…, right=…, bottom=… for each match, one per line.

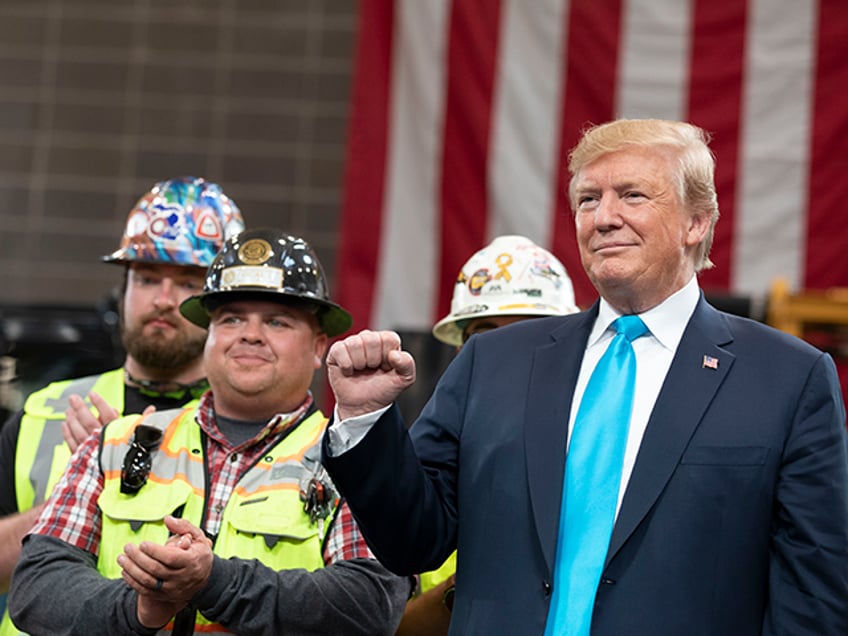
left=31, top=392, right=373, bottom=565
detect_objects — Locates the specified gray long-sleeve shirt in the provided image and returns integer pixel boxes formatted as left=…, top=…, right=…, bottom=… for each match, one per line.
left=10, top=535, right=411, bottom=635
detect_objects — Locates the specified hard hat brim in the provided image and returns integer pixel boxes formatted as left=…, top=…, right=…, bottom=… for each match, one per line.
left=432, top=302, right=578, bottom=346
left=179, top=290, right=353, bottom=337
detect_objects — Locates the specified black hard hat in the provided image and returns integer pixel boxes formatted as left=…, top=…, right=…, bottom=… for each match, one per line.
left=179, top=228, right=353, bottom=337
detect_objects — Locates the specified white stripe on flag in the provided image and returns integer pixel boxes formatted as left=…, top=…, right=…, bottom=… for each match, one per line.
left=617, top=0, right=692, bottom=120
left=489, top=0, right=568, bottom=245
left=374, top=0, right=451, bottom=330
left=734, top=0, right=816, bottom=294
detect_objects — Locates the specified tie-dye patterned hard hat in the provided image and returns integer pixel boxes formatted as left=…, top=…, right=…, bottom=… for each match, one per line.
left=102, top=176, right=245, bottom=267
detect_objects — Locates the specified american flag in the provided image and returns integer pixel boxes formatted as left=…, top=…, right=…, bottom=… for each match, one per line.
left=336, top=0, right=848, bottom=333
left=702, top=355, right=720, bottom=370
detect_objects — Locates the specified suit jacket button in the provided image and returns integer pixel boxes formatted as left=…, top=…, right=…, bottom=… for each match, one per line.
left=543, top=581, right=552, bottom=597
left=600, top=576, right=616, bottom=585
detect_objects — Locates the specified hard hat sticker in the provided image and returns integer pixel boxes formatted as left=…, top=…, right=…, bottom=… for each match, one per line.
left=238, top=239, right=273, bottom=265
left=147, top=206, right=186, bottom=242
left=125, top=211, right=149, bottom=238
left=530, top=258, right=563, bottom=288
left=195, top=210, right=224, bottom=240
left=221, top=266, right=283, bottom=290
left=469, top=269, right=491, bottom=296
left=494, top=253, right=513, bottom=281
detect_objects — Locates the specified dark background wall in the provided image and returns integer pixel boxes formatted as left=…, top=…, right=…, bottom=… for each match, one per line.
left=0, top=0, right=357, bottom=306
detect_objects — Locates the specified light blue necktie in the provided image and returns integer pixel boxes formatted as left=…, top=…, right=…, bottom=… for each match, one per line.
left=544, top=315, right=649, bottom=636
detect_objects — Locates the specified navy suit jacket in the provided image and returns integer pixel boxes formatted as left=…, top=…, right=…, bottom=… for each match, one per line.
left=323, top=297, right=848, bottom=635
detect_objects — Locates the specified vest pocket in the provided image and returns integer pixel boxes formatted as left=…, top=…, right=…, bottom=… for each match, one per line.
left=96, top=483, right=195, bottom=579
left=217, top=491, right=326, bottom=571
left=227, top=493, right=319, bottom=541
left=98, top=482, right=194, bottom=535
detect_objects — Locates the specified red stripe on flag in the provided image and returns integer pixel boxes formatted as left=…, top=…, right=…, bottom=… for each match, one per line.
left=805, top=0, right=848, bottom=289
left=687, top=0, right=748, bottom=292
left=336, top=0, right=395, bottom=331
left=437, top=0, right=504, bottom=322
left=552, top=0, right=624, bottom=309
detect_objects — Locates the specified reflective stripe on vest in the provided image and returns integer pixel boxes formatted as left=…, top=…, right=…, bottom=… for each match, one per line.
left=2, top=371, right=125, bottom=636
left=15, top=369, right=125, bottom=512
left=97, top=407, right=336, bottom=635
left=2, top=371, right=206, bottom=636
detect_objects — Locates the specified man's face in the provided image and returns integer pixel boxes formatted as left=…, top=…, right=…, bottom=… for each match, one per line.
left=204, top=299, right=328, bottom=419
left=121, top=263, right=208, bottom=370
left=572, top=146, right=708, bottom=312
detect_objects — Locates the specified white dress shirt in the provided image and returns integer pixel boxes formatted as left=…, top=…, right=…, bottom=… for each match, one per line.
left=576, top=276, right=700, bottom=515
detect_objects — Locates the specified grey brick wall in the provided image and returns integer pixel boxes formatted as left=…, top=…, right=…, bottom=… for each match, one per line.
left=0, top=0, right=356, bottom=306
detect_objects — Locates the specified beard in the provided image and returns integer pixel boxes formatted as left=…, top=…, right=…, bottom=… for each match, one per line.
left=121, top=318, right=206, bottom=371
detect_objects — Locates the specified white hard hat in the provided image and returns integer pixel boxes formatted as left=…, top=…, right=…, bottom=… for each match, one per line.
left=432, top=235, right=578, bottom=346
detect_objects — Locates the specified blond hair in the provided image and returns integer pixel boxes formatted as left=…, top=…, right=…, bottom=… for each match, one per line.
left=568, top=119, right=719, bottom=271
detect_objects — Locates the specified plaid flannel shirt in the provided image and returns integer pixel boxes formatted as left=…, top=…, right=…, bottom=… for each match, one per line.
left=30, top=391, right=373, bottom=565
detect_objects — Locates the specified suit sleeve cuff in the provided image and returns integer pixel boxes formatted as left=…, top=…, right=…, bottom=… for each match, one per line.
left=325, top=405, right=391, bottom=456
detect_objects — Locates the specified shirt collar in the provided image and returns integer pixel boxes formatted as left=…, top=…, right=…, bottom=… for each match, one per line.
left=591, top=275, right=700, bottom=351
left=194, top=391, right=314, bottom=449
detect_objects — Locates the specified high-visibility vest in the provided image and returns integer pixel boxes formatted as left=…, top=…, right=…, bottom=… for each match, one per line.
left=96, top=406, right=336, bottom=634
left=13, top=369, right=126, bottom=513
left=419, top=551, right=458, bottom=594
left=1, top=370, right=200, bottom=636
left=2, top=370, right=127, bottom=636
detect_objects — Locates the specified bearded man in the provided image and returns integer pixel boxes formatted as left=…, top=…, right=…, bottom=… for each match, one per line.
left=0, top=176, right=244, bottom=636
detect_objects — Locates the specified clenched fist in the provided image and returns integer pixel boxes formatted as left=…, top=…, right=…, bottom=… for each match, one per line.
left=326, top=330, right=416, bottom=420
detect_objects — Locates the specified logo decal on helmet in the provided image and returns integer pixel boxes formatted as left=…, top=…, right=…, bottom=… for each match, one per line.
left=147, top=206, right=185, bottom=242
left=195, top=211, right=224, bottom=240
left=494, top=253, right=513, bottom=282
left=238, top=238, right=273, bottom=266
left=530, top=259, right=563, bottom=288
left=469, top=269, right=491, bottom=296
left=453, top=304, right=489, bottom=317
left=125, top=211, right=148, bottom=238
left=515, top=288, right=543, bottom=298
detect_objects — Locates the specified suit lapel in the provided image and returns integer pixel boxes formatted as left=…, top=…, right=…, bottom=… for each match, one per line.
left=606, top=298, right=735, bottom=563
left=525, top=308, right=596, bottom=575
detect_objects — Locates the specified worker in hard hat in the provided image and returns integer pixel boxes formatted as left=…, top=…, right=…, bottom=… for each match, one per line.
left=0, top=176, right=245, bottom=636
left=9, top=227, right=410, bottom=635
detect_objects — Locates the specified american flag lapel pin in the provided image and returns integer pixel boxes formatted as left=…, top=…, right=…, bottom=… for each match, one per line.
left=702, top=355, right=719, bottom=370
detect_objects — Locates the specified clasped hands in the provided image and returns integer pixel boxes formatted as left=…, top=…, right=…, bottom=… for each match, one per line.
left=117, top=515, right=213, bottom=629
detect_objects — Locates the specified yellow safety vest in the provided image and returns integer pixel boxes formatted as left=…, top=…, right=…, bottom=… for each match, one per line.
left=0, top=370, right=127, bottom=636
left=419, top=551, right=457, bottom=594
left=96, top=406, right=336, bottom=635
left=13, top=368, right=126, bottom=513
left=1, top=370, right=201, bottom=636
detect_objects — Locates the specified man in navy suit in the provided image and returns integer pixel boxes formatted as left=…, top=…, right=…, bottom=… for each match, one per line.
left=322, top=119, right=848, bottom=634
